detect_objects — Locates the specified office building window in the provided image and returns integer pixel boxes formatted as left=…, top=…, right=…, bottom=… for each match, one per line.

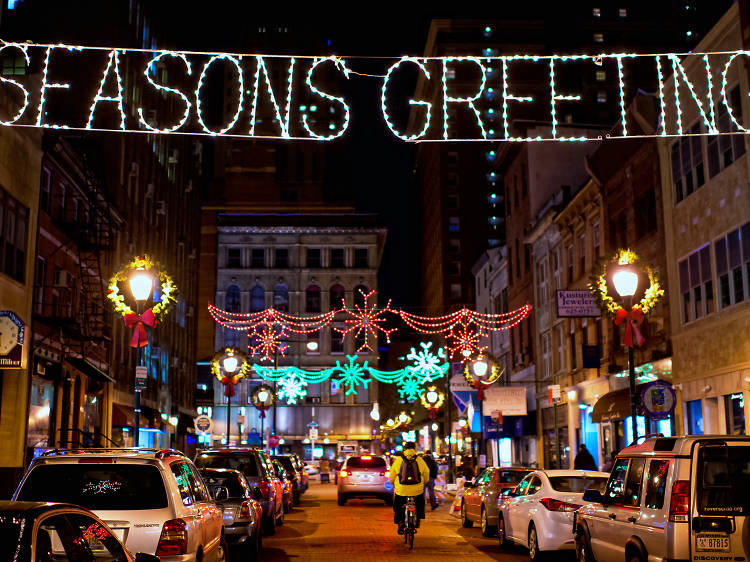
left=0, top=188, right=28, bottom=283
left=569, top=323, right=577, bottom=370
left=567, top=245, right=574, bottom=283
left=450, top=283, right=461, bottom=299
left=708, top=86, right=746, bottom=178
left=330, top=283, right=345, bottom=310
left=354, top=284, right=368, bottom=307
left=449, top=238, right=461, bottom=253
left=330, top=378, right=345, bottom=403
left=671, top=123, right=705, bottom=203
left=448, top=217, right=460, bottom=232
left=306, top=284, right=321, bottom=312
left=536, top=259, right=548, bottom=306
left=448, top=261, right=461, bottom=276
left=330, top=325, right=345, bottom=354
left=226, top=248, right=241, bottom=268
left=250, top=284, right=265, bottom=311
left=354, top=248, right=368, bottom=268
left=635, top=188, right=657, bottom=239
left=225, top=284, right=241, bottom=313
left=552, top=248, right=562, bottom=291
left=306, top=331, right=320, bottom=354
left=40, top=168, right=51, bottom=213
left=715, top=222, right=750, bottom=310
left=541, top=331, right=551, bottom=379
left=593, top=223, right=600, bottom=257
left=330, top=248, right=346, bottom=268
left=679, top=245, right=713, bottom=323
left=579, top=234, right=586, bottom=273
left=274, top=248, right=288, bottom=268
left=307, top=248, right=322, bottom=268
left=556, top=325, right=564, bottom=373
left=273, top=280, right=289, bottom=312
left=250, top=248, right=265, bottom=268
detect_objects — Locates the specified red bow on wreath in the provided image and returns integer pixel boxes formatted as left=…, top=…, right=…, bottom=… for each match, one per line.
left=614, top=307, right=646, bottom=348
left=124, top=308, right=155, bottom=348
left=221, top=376, right=239, bottom=398
left=255, top=405, right=269, bottom=418
left=474, top=380, right=489, bottom=401
left=428, top=408, right=438, bottom=420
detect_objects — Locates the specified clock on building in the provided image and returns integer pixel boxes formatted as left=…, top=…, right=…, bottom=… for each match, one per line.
left=0, top=311, right=25, bottom=368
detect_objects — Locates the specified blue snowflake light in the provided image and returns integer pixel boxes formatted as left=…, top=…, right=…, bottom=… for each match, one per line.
left=334, top=355, right=370, bottom=395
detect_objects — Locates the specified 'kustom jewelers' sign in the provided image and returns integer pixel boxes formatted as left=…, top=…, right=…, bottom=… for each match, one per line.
left=556, top=290, right=602, bottom=318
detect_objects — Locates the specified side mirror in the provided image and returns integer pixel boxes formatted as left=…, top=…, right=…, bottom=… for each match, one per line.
left=212, top=486, right=229, bottom=502
left=252, top=486, right=263, bottom=501
left=136, top=554, right=161, bottom=562
left=582, top=489, right=605, bottom=503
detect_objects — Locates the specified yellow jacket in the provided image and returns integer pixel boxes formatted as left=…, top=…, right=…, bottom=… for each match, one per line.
left=388, top=450, right=430, bottom=496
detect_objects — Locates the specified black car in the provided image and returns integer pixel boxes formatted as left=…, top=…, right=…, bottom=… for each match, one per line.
left=272, top=454, right=302, bottom=505
left=0, top=500, right=159, bottom=562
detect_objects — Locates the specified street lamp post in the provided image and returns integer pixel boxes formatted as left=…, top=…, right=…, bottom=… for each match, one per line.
left=613, top=267, right=640, bottom=443
left=221, top=354, right=239, bottom=444
left=128, top=268, right=153, bottom=448
left=471, top=358, right=489, bottom=461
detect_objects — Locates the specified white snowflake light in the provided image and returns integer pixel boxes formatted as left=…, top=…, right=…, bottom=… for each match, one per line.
left=277, top=374, right=308, bottom=405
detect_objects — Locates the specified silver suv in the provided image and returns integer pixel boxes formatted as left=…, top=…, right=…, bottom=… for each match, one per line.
left=575, top=435, right=750, bottom=562
left=14, top=448, right=225, bottom=561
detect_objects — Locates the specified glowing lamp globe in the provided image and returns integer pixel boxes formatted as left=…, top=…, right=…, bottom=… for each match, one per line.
left=613, top=268, right=639, bottom=297
left=431, top=423, right=438, bottom=431
left=472, top=359, right=489, bottom=377
left=386, top=418, right=394, bottom=426
left=426, top=390, right=439, bottom=404
left=222, top=355, right=239, bottom=375
left=306, top=340, right=319, bottom=352
left=398, top=413, right=408, bottom=423
left=129, top=268, right=153, bottom=302
left=458, top=418, right=467, bottom=427
left=257, top=389, right=269, bottom=403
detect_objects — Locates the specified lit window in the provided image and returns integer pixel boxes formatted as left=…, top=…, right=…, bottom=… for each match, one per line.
left=449, top=217, right=460, bottom=232
left=596, top=70, right=606, bottom=81
left=597, top=91, right=607, bottom=104
left=619, top=8, right=627, bottom=17
left=592, top=8, right=601, bottom=17
left=593, top=33, right=604, bottom=43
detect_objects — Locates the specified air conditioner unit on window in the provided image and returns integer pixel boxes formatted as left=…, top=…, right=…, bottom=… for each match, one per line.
left=156, top=200, right=167, bottom=215
left=53, top=270, right=71, bottom=287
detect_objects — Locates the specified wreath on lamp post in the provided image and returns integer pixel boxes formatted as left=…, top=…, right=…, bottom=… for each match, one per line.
left=251, top=384, right=276, bottom=418
left=107, top=255, right=177, bottom=347
left=463, top=354, right=502, bottom=400
left=420, top=385, right=445, bottom=419
left=211, top=347, right=250, bottom=398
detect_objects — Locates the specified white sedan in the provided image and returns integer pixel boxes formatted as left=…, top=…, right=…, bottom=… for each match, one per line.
left=497, top=469, right=609, bottom=561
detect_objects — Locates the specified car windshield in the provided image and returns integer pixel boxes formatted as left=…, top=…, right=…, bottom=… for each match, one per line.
left=16, top=464, right=168, bottom=510
left=194, top=453, right=259, bottom=477
left=698, top=444, right=750, bottom=515
left=346, top=456, right=386, bottom=469
left=549, top=476, right=608, bottom=493
left=200, top=470, right=247, bottom=498
left=496, top=470, right=529, bottom=483
left=0, top=514, right=25, bottom=559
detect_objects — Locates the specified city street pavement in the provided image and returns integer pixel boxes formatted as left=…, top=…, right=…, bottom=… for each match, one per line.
left=260, top=481, right=536, bottom=561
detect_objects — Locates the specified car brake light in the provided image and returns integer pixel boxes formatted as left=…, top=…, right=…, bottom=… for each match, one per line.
left=339, top=470, right=349, bottom=477
left=77, top=458, right=114, bottom=464
left=669, top=480, right=690, bottom=522
left=155, top=519, right=188, bottom=555
left=240, top=501, right=250, bottom=519
left=540, top=498, right=581, bottom=512
left=361, top=455, right=372, bottom=460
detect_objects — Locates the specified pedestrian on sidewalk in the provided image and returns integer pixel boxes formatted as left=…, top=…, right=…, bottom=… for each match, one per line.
left=422, top=451, right=439, bottom=510
left=573, top=444, right=598, bottom=471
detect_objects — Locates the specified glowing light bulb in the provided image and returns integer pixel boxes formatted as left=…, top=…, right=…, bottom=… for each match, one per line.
left=431, top=423, right=438, bottom=431
left=458, top=419, right=467, bottom=427
left=306, top=340, right=319, bottom=352
left=398, top=413, right=408, bottom=423
left=258, top=389, right=269, bottom=403
left=222, top=355, right=239, bottom=374
left=473, top=359, right=489, bottom=377
left=613, top=269, right=638, bottom=297
left=426, top=390, right=439, bottom=404
left=129, top=268, right=152, bottom=302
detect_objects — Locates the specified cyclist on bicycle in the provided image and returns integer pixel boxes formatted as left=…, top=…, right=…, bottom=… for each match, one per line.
left=388, top=442, right=430, bottom=535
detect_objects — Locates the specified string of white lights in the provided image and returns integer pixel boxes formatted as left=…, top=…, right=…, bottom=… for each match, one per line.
left=442, top=57, right=487, bottom=140
left=36, top=44, right=82, bottom=128
left=138, top=51, right=193, bottom=133
left=301, top=56, right=350, bottom=140
left=196, top=54, right=244, bottom=135
left=86, top=49, right=126, bottom=130
left=381, top=57, right=432, bottom=141
left=0, top=43, right=29, bottom=125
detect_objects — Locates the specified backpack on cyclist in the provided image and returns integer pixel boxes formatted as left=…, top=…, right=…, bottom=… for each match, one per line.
left=398, top=455, right=422, bottom=485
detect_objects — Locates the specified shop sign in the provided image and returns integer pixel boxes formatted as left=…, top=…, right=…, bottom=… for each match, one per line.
left=194, top=414, right=213, bottom=434
left=483, top=387, right=527, bottom=416
left=135, top=365, right=148, bottom=389
left=640, top=381, right=676, bottom=419
left=548, top=384, right=562, bottom=404
left=449, top=373, right=473, bottom=392
left=556, top=291, right=601, bottom=317
left=0, top=310, right=25, bottom=368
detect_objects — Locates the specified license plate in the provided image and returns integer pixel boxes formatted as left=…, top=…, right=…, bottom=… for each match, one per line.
left=358, top=475, right=372, bottom=482
left=696, top=534, right=730, bottom=552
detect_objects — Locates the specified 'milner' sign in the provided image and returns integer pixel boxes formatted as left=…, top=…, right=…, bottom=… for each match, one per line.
left=1, top=42, right=748, bottom=142
left=556, top=290, right=601, bottom=318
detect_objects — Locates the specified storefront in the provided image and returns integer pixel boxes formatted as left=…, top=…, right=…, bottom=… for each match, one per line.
left=678, top=370, right=749, bottom=436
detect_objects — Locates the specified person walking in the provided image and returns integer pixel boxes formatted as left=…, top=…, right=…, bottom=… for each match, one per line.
left=573, top=444, right=598, bottom=471
left=388, top=442, right=431, bottom=534
left=422, top=452, right=440, bottom=510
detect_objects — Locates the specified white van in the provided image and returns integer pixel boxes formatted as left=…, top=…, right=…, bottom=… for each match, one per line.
left=575, top=435, right=750, bottom=562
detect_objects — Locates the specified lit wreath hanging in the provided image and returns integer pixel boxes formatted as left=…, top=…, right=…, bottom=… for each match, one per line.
left=589, top=249, right=664, bottom=348
left=420, top=385, right=445, bottom=419
left=250, top=384, right=276, bottom=418
left=463, top=355, right=502, bottom=400
left=211, top=347, right=251, bottom=398
left=107, top=255, right=177, bottom=347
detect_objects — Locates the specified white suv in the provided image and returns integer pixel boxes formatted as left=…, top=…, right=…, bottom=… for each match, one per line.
left=14, top=448, right=226, bottom=561
left=575, top=435, right=750, bottom=562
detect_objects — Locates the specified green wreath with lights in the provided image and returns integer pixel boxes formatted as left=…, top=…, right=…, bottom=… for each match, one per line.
left=107, top=255, right=177, bottom=320
left=588, top=249, right=664, bottom=317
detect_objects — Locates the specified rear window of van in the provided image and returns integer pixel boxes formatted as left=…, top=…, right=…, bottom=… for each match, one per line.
left=698, top=444, right=750, bottom=515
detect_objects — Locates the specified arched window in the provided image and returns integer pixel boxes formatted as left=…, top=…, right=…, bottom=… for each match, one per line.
left=250, top=284, right=265, bottom=312
left=306, top=284, right=321, bottom=312
left=329, top=284, right=345, bottom=310
left=226, top=285, right=241, bottom=313
left=354, top=284, right=368, bottom=308
left=225, top=326, right=240, bottom=348
left=273, top=280, right=289, bottom=312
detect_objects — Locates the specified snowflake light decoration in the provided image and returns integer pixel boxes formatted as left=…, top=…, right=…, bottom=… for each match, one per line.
left=446, top=318, right=487, bottom=359
left=336, top=288, right=396, bottom=352
left=248, top=322, right=288, bottom=361
left=406, top=341, right=448, bottom=382
left=396, top=375, right=424, bottom=402
left=277, top=373, right=308, bottom=404
left=334, top=355, right=371, bottom=395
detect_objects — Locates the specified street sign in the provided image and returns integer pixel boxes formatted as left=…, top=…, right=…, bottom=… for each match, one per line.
left=309, top=427, right=318, bottom=440
left=194, top=414, right=212, bottom=434
left=548, top=384, right=562, bottom=404
left=135, top=366, right=147, bottom=390
left=268, top=434, right=280, bottom=448
left=641, top=381, right=676, bottom=419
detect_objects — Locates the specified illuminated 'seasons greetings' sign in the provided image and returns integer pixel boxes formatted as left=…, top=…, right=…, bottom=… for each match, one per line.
left=1, top=42, right=748, bottom=142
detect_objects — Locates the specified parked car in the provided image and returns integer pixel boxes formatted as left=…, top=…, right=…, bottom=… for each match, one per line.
left=199, top=468, right=263, bottom=559
left=0, top=500, right=160, bottom=562
left=271, top=459, right=295, bottom=513
left=194, top=447, right=284, bottom=535
left=337, top=454, right=392, bottom=506
left=273, top=454, right=302, bottom=505
left=289, top=454, right=309, bottom=493
left=13, top=448, right=225, bottom=561
left=460, top=466, right=533, bottom=536
left=575, top=435, right=750, bottom=562
left=497, top=469, right=608, bottom=560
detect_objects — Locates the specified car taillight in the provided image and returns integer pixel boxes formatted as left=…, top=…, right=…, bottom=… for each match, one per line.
left=240, top=501, right=251, bottom=519
left=361, top=455, right=372, bottom=460
left=339, top=470, right=349, bottom=477
left=155, top=519, right=188, bottom=555
left=669, top=480, right=690, bottom=522
left=540, top=498, right=581, bottom=512
left=381, top=470, right=389, bottom=477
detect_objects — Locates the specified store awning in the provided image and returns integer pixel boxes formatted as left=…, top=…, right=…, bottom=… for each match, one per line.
left=65, top=357, right=115, bottom=383
left=591, top=384, right=651, bottom=423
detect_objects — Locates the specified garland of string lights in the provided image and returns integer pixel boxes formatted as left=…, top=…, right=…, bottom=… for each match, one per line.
left=2, top=41, right=748, bottom=142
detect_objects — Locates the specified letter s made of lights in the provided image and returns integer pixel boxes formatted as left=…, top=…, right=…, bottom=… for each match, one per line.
left=301, top=56, right=351, bottom=140
left=138, top=51, right=193, bottom=133
left=0, top=44, right=30, bottom=125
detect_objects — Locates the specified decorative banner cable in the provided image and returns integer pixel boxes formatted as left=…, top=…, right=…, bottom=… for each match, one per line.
left=2, top=40, right=749, bottom=142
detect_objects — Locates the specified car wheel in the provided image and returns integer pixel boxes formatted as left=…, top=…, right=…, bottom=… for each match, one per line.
left=216, top=535, right=228, bottom=562
left=627, top=547, right=646, bottom=562
left=337, top=494, right=346, bottom=506
left=481, top=506, right=496, bottom=537
left=263, top=508, right=277, bottom=536
left=575, top=527, right=594, bottom=562
left=276, top=503, right=285, bottom=526
left=498, top=514, right=510, bottom=548
left=528, top=523, right=544, bottom=562
left=461, top=502, right=474, bottom=528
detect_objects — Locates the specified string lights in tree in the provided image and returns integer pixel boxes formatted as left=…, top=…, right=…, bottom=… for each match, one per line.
left=334, top=288, right=396, bottom=352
